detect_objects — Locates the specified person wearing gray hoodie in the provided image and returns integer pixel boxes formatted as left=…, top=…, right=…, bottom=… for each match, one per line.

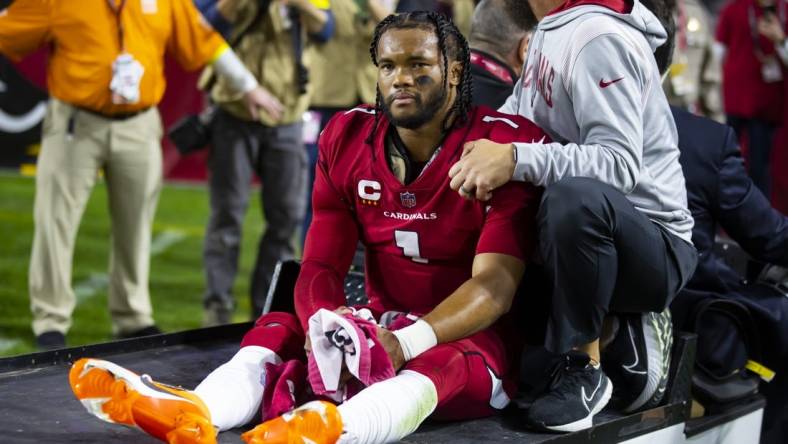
left=446, top=0, right=698, bottom=432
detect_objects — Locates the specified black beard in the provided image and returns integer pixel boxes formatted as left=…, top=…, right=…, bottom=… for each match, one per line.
left=382, top=86, right=448, bottom=130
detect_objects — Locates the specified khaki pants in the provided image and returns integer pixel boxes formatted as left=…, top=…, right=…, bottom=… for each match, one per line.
left=29, top=98, right=162, bottom=336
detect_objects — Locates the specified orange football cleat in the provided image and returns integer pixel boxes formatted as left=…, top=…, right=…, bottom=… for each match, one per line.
left=241, top=400, right=343, bottom=444
left=69, top=358, right=217, bottom=444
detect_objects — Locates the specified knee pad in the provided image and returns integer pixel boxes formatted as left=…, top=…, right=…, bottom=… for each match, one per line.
left=404, top=344, right=468, bottom=401
left=241, top=312, right=305, bottom=360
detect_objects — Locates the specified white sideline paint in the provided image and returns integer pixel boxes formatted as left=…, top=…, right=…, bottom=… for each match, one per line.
left=75, top=229, right=187, bottom=303
left=0, top=338, right=23, bottom=353
left=149, top=229, right=187, bottom=256
left=75, top=274, right=111, bottom=302
left=0, top=230, right=187, bottom=353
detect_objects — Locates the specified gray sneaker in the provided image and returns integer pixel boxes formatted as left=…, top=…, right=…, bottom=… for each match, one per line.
left=202, top=303, right=233, bottom=327
left=643, top=308, right=673, bottom=410
left=602, top=308, right=673, bottom=412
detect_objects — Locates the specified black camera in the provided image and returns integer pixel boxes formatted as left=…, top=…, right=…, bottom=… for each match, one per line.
left=167, top=106, right=217, bottom=156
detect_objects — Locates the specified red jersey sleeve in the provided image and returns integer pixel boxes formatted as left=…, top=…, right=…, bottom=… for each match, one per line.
left=475, top=182, right=540, bottom=261
left=474, top=108, right=546, bottom=262
left=294, top=117, right=360, bottom=330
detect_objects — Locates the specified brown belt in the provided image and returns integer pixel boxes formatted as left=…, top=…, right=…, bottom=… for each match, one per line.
left=77, top=106, right=151, bottom=121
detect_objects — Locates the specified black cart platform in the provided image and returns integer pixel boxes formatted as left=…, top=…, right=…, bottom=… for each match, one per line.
left=0, top=260, right=762, bottom=443
left=0, top=323, right=693, bottom=444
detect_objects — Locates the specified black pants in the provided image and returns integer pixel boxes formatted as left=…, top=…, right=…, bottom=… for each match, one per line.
left=537, top=178, right=697, bottom=353
left=727, top=115, right=776, bottom=197
left=302, top=107, right=344, bottom=246
left=203, top=109, right=308, bottom=316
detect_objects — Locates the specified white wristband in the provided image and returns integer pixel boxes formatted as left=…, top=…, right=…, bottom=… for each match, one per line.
left=211, top=47, right=259, bottom=94
left=392, top=320, right=437, bottom=361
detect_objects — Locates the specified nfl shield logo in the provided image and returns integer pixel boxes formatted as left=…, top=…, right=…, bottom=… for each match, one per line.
left=400, top=191, right=416, bottom=208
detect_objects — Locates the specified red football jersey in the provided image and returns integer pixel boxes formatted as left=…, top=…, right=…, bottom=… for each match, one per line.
left=294, top=105, right=548, bottom=328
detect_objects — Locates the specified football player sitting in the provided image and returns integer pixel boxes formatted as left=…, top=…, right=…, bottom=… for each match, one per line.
left=69, top=11, right=548, bottom=444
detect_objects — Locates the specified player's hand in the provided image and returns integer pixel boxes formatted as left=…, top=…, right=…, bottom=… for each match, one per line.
left=304, top=307, right=353, bottom=354
left=243, top=86, right=283, bottom=122
left=448, top=139, right=515, bottom=201
left=376, top=326, right=405, bottom=371
left=334, top=306, right=353, bottom=316
left=757, top=13, right=786, bottom=44
left=339, top=364, right=354, bottom=386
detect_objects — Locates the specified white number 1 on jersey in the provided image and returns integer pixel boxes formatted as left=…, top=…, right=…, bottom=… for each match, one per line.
left=394, top=230, right=428, bottom=264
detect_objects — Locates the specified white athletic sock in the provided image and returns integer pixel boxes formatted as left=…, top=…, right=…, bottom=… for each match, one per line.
left=337, top=370, right=438, bottom=444
left=194, top=346, right=281, bottom=431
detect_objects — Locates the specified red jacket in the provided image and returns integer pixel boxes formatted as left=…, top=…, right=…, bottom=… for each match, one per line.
left=716, top=0, right=786, bottom=122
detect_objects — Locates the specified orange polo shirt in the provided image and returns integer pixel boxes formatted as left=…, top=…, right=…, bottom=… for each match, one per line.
left=0, top=0, right=228, bottom=115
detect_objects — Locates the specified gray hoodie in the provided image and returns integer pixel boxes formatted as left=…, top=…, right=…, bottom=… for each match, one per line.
left=501, top=0, right=694, bottom=243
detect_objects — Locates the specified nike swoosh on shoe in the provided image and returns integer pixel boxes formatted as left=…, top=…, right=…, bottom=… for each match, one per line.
left=581, top=374, right=603, bottom=412
left=623, top=322, right=647, bottom=375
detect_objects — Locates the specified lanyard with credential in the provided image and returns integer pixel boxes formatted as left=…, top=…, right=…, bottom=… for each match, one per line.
left=106, top=0, right=144, bottom=105
left=107, top=0, right=128, bottom=52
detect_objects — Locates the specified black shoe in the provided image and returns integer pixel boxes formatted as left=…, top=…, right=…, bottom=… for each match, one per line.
left=117, top=325, right=163, bottom=340
left=602, top=309, right=673, bottom=413
left=526, top=351, right=612, bottom=432
left=36, top=331, right=66, bottom=350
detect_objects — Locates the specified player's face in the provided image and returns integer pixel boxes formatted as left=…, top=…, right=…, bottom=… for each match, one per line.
left=376, top=28, right=456, bottom=130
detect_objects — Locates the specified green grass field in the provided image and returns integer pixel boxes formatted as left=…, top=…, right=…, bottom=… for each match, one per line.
left=0, top=172, right=270, bottom=357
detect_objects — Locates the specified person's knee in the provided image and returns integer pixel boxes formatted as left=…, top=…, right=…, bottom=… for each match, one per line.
left=404, top=344, right=468, bottom=400
left=240, top=312, right=304, bottom=359
left=540, top=177, right=609, bottom=214
left=281, top=195, right=308, bottom=226
left=206, top=188, right=247, bottom=234
left=265, top=195, right=308, bottom=235
left=208, top=193, right=248, bottom=225
left=538, top=177, right=614, bottom=234
left=204, top=228, right=242, bottom=252
left=253, top=311, right=300, bottom=328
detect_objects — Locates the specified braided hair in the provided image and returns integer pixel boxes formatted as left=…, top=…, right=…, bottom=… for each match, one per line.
left=366, top=11, right=473, bottom=145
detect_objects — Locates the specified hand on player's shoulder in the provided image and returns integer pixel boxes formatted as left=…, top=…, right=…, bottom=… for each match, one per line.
left=449, top=139, right=515, bottom=201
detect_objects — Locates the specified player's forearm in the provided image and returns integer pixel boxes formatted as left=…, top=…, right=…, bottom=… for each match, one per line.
left=211, top=46, right=259, bottom=93
left=294, top=259, right=353, bottom=330
left=421, top=269, right=519, bottom=344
